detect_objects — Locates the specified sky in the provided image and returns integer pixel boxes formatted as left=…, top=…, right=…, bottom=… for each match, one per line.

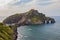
left=0, top=0, right=60, bottom=16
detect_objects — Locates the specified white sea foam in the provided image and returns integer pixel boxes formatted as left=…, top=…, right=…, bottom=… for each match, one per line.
left=28, top=28, right=32, bottom=31
left=24, top=36, right=28, bottom=38
left=17, top=33, right=23, bottom=40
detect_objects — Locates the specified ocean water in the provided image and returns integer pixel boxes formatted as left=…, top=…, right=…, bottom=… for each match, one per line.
left=17, top=16, right=60, bottom=40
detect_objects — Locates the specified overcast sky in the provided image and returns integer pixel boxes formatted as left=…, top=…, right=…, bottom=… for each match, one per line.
left=0, top=0, right=60, bottom=16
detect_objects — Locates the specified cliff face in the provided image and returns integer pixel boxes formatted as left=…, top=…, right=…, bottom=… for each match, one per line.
left=3, top=9, right=55, bottom=26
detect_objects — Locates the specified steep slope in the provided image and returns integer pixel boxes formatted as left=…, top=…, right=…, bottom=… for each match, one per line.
left=0, top=23, right=14, bottom=40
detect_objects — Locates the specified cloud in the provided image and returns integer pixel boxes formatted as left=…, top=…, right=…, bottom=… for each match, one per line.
left=0, top=0, right=21, bottom=8
left=0, top=0, right=60, bottom=16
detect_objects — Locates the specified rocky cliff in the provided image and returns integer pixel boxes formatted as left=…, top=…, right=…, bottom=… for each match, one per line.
left=3, top=9, right=55, bottom=26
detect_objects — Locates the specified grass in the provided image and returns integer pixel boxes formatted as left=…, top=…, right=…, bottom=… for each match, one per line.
left=0, top=23, right=14, bottom=40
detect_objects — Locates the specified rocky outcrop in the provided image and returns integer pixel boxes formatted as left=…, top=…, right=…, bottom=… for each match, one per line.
left=10, top=26, right=18, bottom=40
left=3, top=9, right=55, bottom=26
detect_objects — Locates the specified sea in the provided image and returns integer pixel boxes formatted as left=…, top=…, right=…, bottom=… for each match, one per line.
left=0, top=16, right=60, bottom=40
left=17, top=16, right=60, bottom=40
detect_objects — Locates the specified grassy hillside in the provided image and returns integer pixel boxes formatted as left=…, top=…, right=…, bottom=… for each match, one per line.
left=0, top=23, right=14, bottom=40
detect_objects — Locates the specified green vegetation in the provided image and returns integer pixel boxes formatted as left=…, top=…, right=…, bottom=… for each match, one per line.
left=31, top=16, right=40, bottom=23
left=0, top=23, right=14, bottom=40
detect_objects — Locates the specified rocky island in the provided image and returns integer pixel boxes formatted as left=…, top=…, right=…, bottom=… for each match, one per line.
left=2, top=9, right=55, bottom=40
left=3, top=9, right=55, bottom=26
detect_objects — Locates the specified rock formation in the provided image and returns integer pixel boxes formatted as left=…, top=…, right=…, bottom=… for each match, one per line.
left=3, top=9, right=55, bottom=26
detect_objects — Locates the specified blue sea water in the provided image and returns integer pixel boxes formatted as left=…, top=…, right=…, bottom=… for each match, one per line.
left=17, top=16, right=60, bottom=40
